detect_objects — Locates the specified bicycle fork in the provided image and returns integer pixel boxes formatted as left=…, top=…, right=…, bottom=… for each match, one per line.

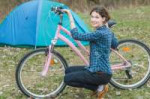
left=41, top=40, right=56, bottom=76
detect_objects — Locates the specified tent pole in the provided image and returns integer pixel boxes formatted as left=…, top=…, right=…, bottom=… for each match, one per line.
left=35, top=0, right=43, bottom=49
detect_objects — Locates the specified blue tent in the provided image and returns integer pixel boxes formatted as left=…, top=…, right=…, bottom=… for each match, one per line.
left=0, top=0, right=89, bottom=47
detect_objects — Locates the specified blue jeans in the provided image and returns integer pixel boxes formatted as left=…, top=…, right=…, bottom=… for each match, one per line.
left=64, top=66, right=112, bottom=91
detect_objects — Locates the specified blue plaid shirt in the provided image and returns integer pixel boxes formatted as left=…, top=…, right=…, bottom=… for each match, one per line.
left=70, top=25, right=118, bottom=74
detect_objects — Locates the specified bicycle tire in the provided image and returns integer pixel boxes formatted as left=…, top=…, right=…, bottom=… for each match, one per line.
left=16, top=48, right=68, bottom=98
left=110, top=39, right=150, bottom=89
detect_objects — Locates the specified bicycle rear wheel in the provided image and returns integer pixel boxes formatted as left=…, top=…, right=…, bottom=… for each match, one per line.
left=16, top=48, right=68, bottom=98
left=110, top=39, right=150, bottom=89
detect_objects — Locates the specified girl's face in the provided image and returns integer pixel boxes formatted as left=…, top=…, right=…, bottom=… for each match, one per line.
left=90, top=11, right=106, bottom=29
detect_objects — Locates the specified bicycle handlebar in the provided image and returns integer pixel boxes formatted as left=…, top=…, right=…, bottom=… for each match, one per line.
left=51, top=7, right=64, bottom=15
left=51, top=7, right=65, bottom=25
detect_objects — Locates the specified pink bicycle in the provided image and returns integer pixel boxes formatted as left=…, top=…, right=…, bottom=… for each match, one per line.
left=16, top=7, right=150, bottom=98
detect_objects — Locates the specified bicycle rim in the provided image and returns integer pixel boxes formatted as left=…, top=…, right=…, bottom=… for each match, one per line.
left=17, top=49, right=66, bottom=98
left=110, top=40, right=150, bottom=89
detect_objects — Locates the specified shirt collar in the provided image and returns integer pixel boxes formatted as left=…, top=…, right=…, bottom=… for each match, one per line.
left=96, top=25, right=107, bottom=30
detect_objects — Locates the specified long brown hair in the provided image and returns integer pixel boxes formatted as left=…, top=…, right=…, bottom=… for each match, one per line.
left=90, top=7, right=111, bottom=23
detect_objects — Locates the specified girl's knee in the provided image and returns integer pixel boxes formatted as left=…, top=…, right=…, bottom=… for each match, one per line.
left=65, top=68, right=70, bottom=74
left=64, top=75, right=70, bottom=84
left=65, top=67, right=74, bottom=74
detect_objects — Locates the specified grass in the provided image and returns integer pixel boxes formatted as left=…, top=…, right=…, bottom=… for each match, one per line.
left=0, top=5, right=150, bottom=99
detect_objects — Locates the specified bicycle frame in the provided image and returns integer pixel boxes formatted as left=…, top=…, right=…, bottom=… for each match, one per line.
left=41, top=24, right=131, bottom=76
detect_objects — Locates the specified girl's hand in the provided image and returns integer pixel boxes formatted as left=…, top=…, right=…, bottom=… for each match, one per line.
left=62, top=9, right=75, bottom=29
left=62, top=9, right=73, bottom=20
left=61, top=9, right=71, bottom=14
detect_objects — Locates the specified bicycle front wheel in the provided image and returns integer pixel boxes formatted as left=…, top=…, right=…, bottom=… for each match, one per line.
left=16, top=49, right=68, bottom=98
left=110, top=39, right=150, bottom=89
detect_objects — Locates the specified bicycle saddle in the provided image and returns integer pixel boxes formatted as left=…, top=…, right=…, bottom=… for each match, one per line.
left=108, top=20, right=117, bottom=28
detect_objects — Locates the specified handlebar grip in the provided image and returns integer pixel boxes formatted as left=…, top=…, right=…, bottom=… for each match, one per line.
left=51, top=7, right=63, bottom=14
left=51, top=7, right=55, bottom=11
